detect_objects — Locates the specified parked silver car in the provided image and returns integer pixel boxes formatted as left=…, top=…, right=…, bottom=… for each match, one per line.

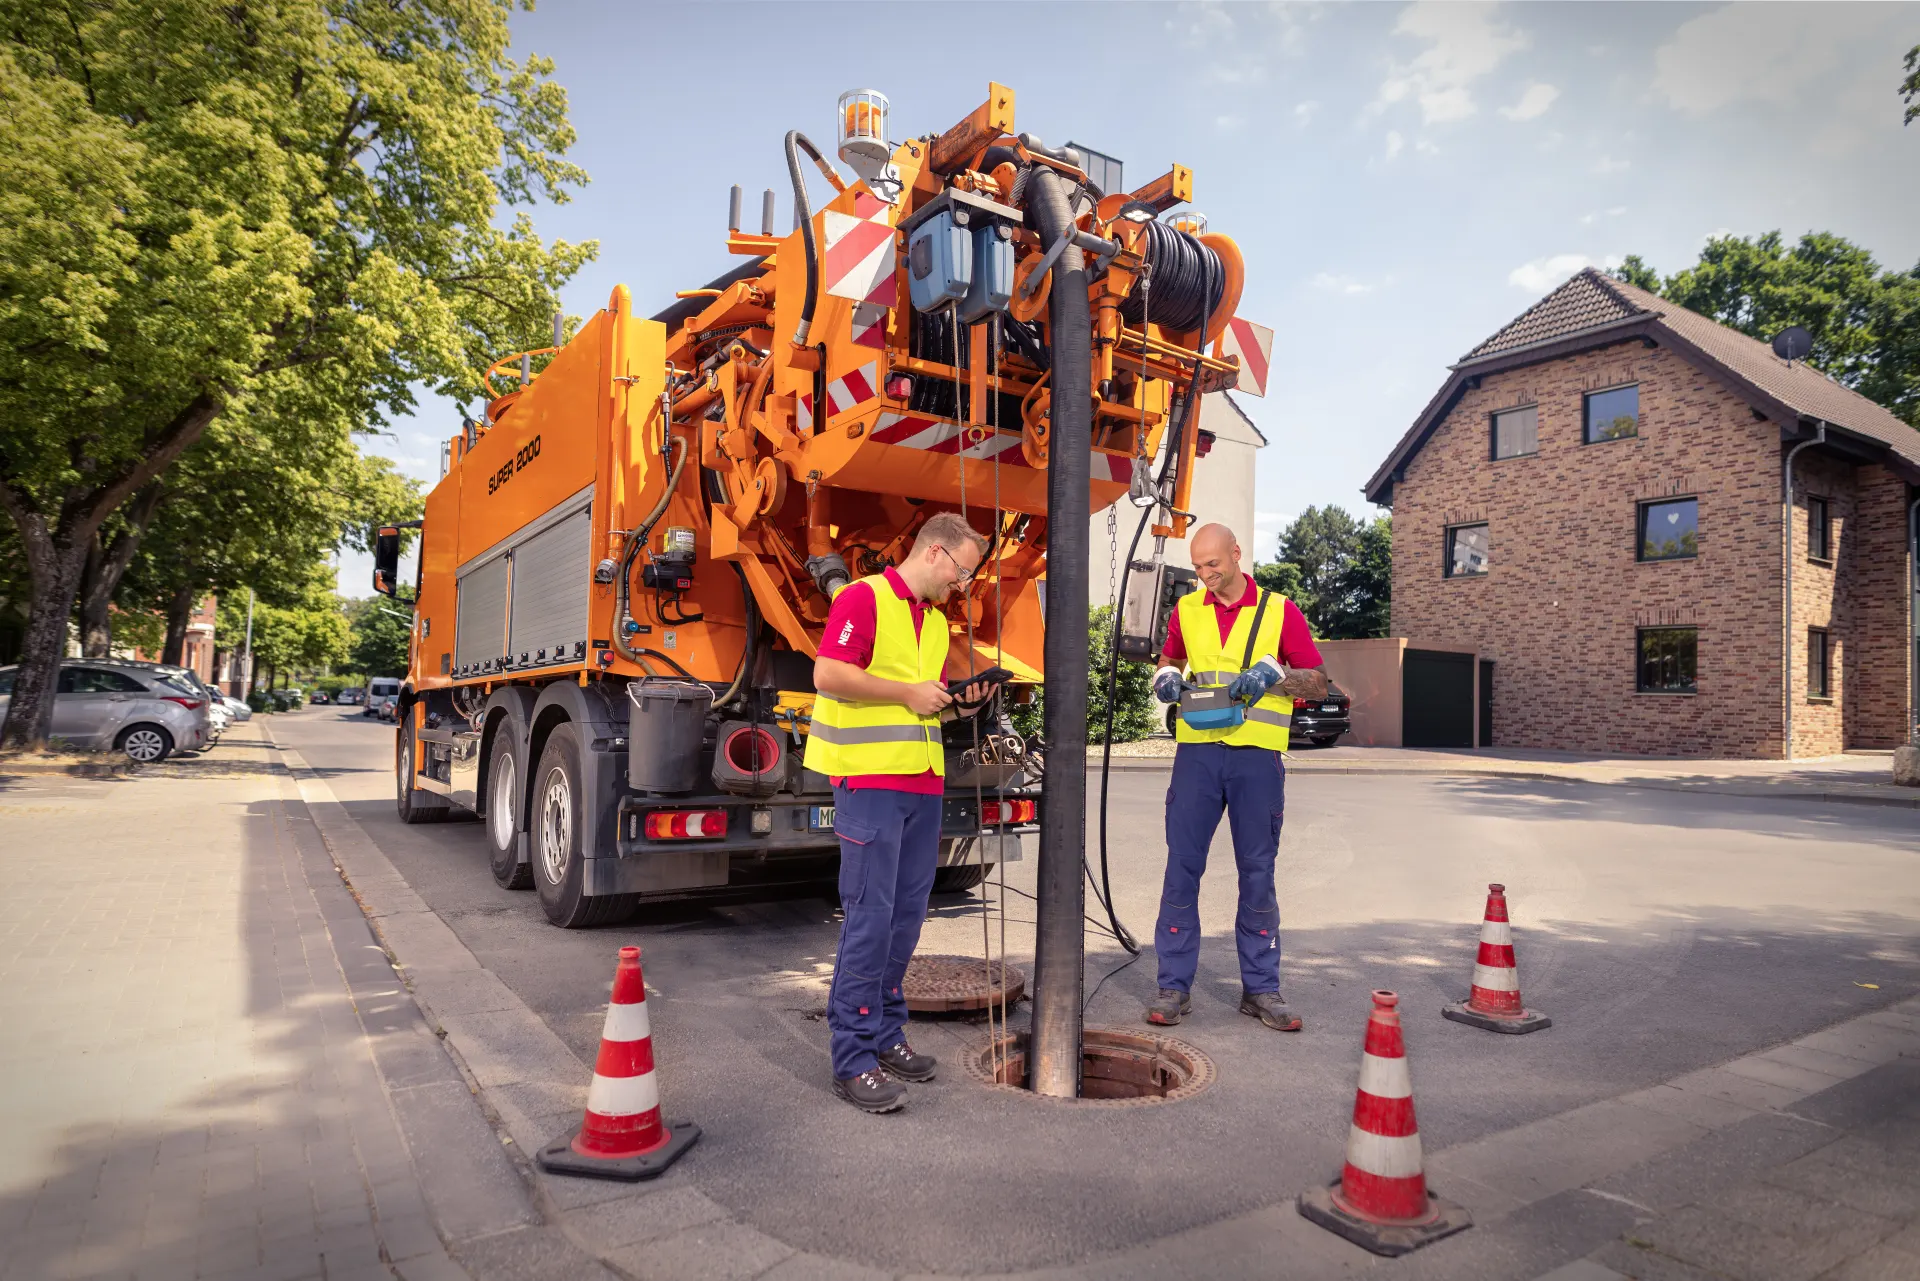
left=0, top=660, right=210, bottom=762
left=219, top=693, right=253, bottom=722
left=115, top=660, right=221, bottom=749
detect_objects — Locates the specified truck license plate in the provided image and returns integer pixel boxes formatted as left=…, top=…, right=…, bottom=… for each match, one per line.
left=810, top=806, right=835, bottom=831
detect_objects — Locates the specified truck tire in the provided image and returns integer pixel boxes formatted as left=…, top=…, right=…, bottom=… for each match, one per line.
left=932, top=839, right=992, bottom=894
left=396, top=718, right=451, bottom=824
left=531, top=723, right=634, bottom=928
left=485, top=729, right=532, bottom=890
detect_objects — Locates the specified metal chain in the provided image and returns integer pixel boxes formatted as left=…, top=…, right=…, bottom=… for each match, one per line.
left=1106, top=506, right=1118, bottom=608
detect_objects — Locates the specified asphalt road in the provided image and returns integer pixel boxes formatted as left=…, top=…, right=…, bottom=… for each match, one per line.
left=274, top=707, right=1920, bottom=1276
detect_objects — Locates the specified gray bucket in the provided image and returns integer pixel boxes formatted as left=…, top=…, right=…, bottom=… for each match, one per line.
left=626, top=679, right=713, bottom=793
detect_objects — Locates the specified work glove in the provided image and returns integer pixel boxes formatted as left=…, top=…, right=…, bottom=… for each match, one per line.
left=1227, top=656, right=1286, bottom=703
left=1152, top=666, right=1184, bottom=704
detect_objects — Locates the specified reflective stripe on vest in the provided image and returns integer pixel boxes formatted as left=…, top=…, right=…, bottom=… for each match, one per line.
left=1173, top=585, right=1291, bottom=750
left=802, top=574, right=949, bottom=777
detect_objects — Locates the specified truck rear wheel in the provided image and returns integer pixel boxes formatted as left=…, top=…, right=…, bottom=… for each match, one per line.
left=933, top=839, right=992, bottom=894
left=396, top=718, right=451, bottom=824
left=486, top=729, right=531, bottom=890
left=531, top=723, right=633, bottom=928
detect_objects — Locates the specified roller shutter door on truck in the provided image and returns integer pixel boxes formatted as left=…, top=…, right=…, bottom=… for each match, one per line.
left=454, top=554, right=510, bottom=670
left=507, top=504, right=591, bottom=662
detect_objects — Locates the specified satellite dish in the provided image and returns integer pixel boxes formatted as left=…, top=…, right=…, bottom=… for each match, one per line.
left=1771, top=326, right=1812, bottom=364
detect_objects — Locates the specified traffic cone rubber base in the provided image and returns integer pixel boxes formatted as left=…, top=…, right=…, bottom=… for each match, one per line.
left=1442, top=1000, right=1552, bottom=1035
left=536, top=1119, right=702, bottom=1182
left=1298, top=1178, right=1472, bottom=1257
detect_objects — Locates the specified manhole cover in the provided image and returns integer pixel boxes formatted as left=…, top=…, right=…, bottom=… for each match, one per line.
left=965, top=1026, right=1215, bottom=1106
left=902, top=954, right=1026, bottom=1014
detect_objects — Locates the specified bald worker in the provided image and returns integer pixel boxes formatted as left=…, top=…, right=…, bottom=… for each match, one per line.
left=1146, top=523, right=1329, bottom=1032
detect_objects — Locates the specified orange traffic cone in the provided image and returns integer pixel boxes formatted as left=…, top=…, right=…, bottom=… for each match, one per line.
left=537, top=946, right=701, bottom=1180
left=1443, top=883, right=1551, bottom=1034
left=1299, top=990, right=1471, bottom=1256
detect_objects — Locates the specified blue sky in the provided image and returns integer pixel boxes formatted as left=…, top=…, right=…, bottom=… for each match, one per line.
left=342, top=1, right=1920, bottom=594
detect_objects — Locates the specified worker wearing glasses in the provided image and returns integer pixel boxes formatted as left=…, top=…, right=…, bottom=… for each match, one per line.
left=806, top=513, right=996, bottom=1113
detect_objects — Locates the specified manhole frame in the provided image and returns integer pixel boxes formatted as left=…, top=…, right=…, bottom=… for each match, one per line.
left=963, top=1026, right=1216, bottom=1107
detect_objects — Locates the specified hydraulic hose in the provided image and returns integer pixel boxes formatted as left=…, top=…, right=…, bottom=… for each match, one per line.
left=715, top=561, right=761, bottom=710
left=784, top=131, right=831, bottom=346
left=614, top=433, right=688, bottom=668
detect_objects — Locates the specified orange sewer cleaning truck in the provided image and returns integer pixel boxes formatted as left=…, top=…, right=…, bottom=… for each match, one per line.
left=371, top=84, right=1264, bottom=928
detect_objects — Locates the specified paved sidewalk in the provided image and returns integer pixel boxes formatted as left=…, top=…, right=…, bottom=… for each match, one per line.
left=1095, top=743, right=1920, bottom=808
left=0, top=734, right=536, bottom=1280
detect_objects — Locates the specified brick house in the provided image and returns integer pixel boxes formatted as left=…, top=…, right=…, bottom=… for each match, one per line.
left=1365, top=269, right=1918, bottom=759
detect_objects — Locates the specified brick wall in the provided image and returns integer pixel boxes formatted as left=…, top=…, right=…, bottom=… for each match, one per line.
left=1390, top=340, right=1788, bottom=757
left=1841, top=465, right=1913, bottom=749
left=1789, top=453, right=1850, bottom=757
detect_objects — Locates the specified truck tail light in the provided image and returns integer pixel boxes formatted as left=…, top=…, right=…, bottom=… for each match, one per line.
left=885, top=373, right=914, bottom=400
left=162, top=697, right=203, bottom=711
left=980, top=799, right=1035, bottom=826
left=644, top=809, right=729, bottom=840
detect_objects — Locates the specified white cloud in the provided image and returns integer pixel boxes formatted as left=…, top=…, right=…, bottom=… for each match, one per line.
left=1293, top=100, right=1320, bottom=128
left=1578, top=205, right=1628, bottom=226
left=1311, top=272, right=1380, bottom=296
left=1507, top=253, right=1624, bottom=293
left=1372, top=1, right=1529, bottom=125
left=1650, top=3, right=1889, bottom=116
left=1499, top=82, right=1559, bottom=122
left=1416, top=138, right=1441, bottom=156
left=1384, top=130, right=1405, bottom=161
left=1592, top=154, right=1629, bottom=174
left=1215, top=114, right=1246, bottom=132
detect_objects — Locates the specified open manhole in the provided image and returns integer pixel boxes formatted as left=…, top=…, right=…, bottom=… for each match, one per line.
left=965, top=1027, right=1215, bottom=1106
left=903, top=954, right=1026, bottom=1014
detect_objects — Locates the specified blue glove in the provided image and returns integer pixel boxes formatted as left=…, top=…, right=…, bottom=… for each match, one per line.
left=1227, top=656, right=1285, bottom=703
left=1152, top=666, right=1184, bottom=704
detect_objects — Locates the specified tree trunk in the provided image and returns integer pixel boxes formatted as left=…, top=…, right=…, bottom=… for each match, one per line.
left=0, top=522, right=88, bottom=752
left=161, top=582, right=197, bottom=666
left=76, top=484, right=165, bottom=659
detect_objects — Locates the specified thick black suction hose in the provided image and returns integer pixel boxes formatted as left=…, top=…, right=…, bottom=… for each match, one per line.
left=784, top=131, right=829, bottom=346
left=1025, top=163, right=1093, bottom=1099
left=1119, top=221, right=1223, bottom=331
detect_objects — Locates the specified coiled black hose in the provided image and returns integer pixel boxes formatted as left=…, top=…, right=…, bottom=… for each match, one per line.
left=1120, top=221, right=1223, bottom=331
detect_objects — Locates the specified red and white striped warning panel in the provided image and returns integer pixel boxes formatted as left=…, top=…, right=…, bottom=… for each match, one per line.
left=867, top=412, right=1136, bottom=483
left=824, top=191, right=898, bottom=306
left=1219, top=317, right=1273, bottom=398
left=797, top=360, right=879, bottom=431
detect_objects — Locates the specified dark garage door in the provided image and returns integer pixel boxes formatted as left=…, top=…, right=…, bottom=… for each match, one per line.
left=1404, top=649, right=1474, bottom=748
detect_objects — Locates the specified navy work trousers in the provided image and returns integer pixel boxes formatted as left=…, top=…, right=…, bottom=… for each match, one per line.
left=826, top=783, right=942, bottom=1079
left=1155, top=742, right=1286, bottom=994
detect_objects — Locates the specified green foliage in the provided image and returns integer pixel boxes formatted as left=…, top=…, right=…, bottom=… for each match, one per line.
left=1089, top=605, right=1158, bottom=744
left=313, top=674, right=366, bottom=696
left=1003, top=605, right=1160, bottom=746
left=248, top=566, right=351, bottom=680
left=1610, top=255, right=1662, bottom=292
left=1905, top=44, right=1919, bottom=125
left=0, top=0, right=593, bottom=748
left=345, top=592, right=414, bottom=679
left=1257, top=508, right=1392, bottom=641
left=1611, top=232, right=1920, bottom=428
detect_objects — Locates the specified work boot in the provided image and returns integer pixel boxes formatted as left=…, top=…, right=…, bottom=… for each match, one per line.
left=1240, top=990, right=1302, bottom=1032
left=832, top=1068, right=906, bottom=1114
left=878, top=1041, right=937, bottom=1082
left=1145, top=988, right=1192, bottom=1026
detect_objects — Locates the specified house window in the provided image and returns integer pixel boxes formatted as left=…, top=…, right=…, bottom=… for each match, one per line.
left=1808, top=628, right=1831, bottom=698
left=1584, top=384, right=1639, bottom=443
left=1639, top=497, right=1699, bottom=561
left=1637, top=627, right=1697, bottom=694
left=1492, top=405, right=1539, bottom=460
left=1445, top=523, right=1489, bottom=577
left=1807, top=496, right=1831, bottom=562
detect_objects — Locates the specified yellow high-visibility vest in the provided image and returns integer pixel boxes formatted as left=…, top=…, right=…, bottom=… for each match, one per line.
left=1174, top=585, right=1292, bottom=750
left=804, top=574, right=949, bottom=777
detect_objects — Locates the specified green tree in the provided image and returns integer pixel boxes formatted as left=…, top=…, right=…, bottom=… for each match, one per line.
left=1610, top=254, right=1662, bottom=292
left=249, top=568, right=351, bottom=692
left=0, top=0, right=593, bottom=751
left=1323, top=516, right=1391, bottom=640
left=1251, top=559, right=1306, bottom=604
left=345, top=592, right=415, bottom=679
left=1609, top=232, right=1920, bottom=429
left=1255, top=509, right=1391, bottom=641
left=1278, top=506, right=1361, bottom=623
left=1903, top=43, right=1919, bottom=125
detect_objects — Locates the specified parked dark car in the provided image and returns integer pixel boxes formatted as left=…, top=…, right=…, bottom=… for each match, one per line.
left=310, top=690, right=331, bottom=705
left=1291, top=680, right=1352, bottom=748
